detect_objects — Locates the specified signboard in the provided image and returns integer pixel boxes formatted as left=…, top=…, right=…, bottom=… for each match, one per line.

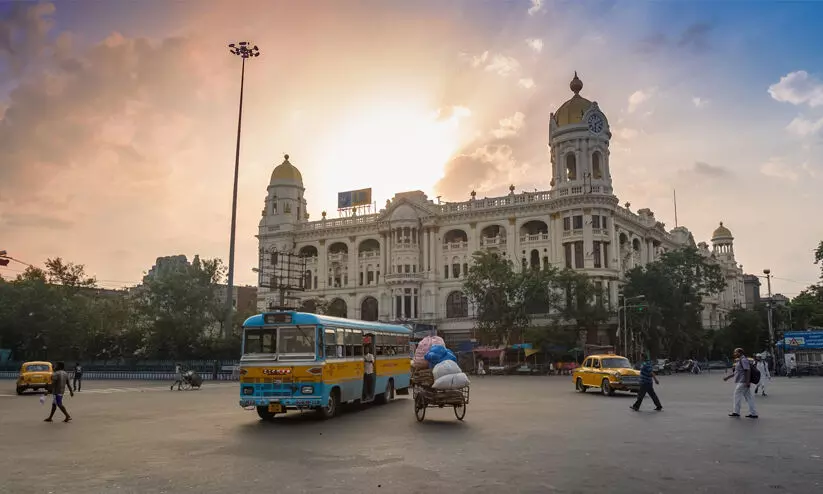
left=784, top=331, right=823, bottom=350
left=264, top=313, right=292, bottom=324
left=337, top=188, right=372, bottom=209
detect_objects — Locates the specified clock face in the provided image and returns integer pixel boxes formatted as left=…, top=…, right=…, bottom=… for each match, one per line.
left=587, top=113, right=604, bottom=134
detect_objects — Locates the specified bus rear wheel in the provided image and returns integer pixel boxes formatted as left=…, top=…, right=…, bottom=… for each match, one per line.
left=256, top=406, right=277, bottom=421
left=377, top=379, right=394, bottom=405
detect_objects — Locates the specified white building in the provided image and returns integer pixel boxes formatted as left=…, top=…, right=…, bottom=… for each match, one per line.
left=256, top=73, right=747, bottom=342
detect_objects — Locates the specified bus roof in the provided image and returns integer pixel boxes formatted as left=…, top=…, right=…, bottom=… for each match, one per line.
left=242, top=312, right=412, bottom=334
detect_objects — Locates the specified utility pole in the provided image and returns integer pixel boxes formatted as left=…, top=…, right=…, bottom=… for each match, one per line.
left=224, top=41, right=260, bottom=338
left=764, top=268, right=775, bottom=369
left=619, top=295, right=645, bottom=357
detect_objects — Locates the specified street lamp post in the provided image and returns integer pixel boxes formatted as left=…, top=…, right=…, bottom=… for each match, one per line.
left=224, top=41, right=260, bottom=338
left=763, top=268, right=775, bottom=369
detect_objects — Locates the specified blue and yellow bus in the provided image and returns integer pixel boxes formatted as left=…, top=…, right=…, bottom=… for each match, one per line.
left=238, top=311, right=412, bottom=420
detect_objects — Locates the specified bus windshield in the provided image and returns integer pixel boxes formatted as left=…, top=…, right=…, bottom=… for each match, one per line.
left=242, top=326, right=315, bottom=358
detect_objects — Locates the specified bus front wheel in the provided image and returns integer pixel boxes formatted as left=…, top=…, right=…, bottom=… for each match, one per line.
left=319, top=389, right=339, bottom=419
left=256, top=406, right=277, bottom=421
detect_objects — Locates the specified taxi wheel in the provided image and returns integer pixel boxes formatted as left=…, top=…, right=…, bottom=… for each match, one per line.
left=16, top=386, right=25, bottom=395
left=575, top=378, right=587, bottom=393
left=601, top=379, right=615, bottom=396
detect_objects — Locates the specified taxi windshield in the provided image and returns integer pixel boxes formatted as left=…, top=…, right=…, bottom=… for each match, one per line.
left=601, top=357, right=632, bottom=369
left=25, top=364, right=50, bottom=372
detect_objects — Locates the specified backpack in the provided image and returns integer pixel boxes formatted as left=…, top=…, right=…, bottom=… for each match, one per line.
left=749, top=363, right=761, bottom=385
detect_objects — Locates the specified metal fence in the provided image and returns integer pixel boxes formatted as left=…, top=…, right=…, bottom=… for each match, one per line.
left=0, top=360, right=241, bottom=381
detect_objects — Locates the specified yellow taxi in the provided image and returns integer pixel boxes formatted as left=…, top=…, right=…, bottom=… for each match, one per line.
left=572, top=354, right=641, bottom=396
left=16, top=361, right=53, bottom=395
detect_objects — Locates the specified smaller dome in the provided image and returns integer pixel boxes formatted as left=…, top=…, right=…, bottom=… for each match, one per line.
left=553, top=72, right=592, bottom=127
left=270, top=154, right=303, bottom=183
left=712, top=222, right=733, bottom=240
left=390, top=203, right=418, bottom=222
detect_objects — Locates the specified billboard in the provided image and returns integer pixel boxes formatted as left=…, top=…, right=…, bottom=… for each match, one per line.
left=337, top=188, right=372, bottom=209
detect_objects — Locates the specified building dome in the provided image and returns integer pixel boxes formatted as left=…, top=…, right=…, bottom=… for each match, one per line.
left=712, top=222, right=733, bottom=240
left=553, top=72, right=592, bottom=126
left=390, top=203, right=418, bottom=222
left=270, top=154, right=303, bottom=183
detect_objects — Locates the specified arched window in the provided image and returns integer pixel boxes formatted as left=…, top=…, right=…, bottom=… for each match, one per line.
left=566, top=154, right=577, bottom=180
left=361, top=297, right=378, bottom=321
left=328, top=298, right=347, bottom=318
left=304, top=270, right=312, bottom=290
left=592, top=151, right=602, bottom=179
left=446, top=291, right=468, bottom=318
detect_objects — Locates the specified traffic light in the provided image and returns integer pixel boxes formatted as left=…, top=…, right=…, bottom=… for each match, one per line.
left=635, top=305, right=647, bottom=313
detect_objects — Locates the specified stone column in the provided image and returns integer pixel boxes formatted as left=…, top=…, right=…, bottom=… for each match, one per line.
left=431, top=228, right=438, bottom=276
left=583, top=208, right=594, bottom=269
left=508, top=217, right=517, bottom=264
left=379, top=233, right=386, bottom=284
left=348, top=236, right=357, bottom=287
left=423, top=228, right=429, bottom=274
left=318, top=240, right=327, bottom=290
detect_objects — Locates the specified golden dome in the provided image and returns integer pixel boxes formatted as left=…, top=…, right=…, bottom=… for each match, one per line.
left=712, top=222, right=733, bottom=239
left=270, top=154, right=303, bottom=183
left=553, top=72, right=592, bottom=126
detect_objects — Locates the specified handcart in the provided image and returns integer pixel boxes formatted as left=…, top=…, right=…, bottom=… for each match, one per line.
left=411, top=368, right=469, bottom=422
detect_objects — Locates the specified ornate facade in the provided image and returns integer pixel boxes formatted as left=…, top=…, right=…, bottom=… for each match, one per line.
left=256, top=74, right=747, bottom=341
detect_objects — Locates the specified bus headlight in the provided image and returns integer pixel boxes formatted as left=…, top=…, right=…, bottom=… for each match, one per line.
left=243, top=386, right=254, bottom=395
left=301, top=386, right=313, bottom=395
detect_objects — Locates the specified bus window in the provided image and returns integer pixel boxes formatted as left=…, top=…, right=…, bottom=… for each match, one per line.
left=386, top=334, right=397, bottom=355
left=335, top=329, right=346, bottom=358
left=244, top=328, right=276, bottom=354
left=376, top=332, right=385, bottom=356
left=324, top=328, right=336, bottom=359
left=344, top=329, right=354, bottom=357
left=351, top=329, right=364, bottom=357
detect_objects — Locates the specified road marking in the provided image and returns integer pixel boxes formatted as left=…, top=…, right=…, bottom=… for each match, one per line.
left=2, top=382, right=236, bottom=397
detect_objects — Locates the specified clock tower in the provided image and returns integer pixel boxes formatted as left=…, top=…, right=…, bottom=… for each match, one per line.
left=549, top=72, right=613, bottom=196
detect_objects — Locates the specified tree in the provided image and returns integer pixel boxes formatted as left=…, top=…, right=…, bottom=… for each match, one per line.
left=135, top=256, right=226, bottom=359
left=552, top=269, right=612, bottom=346
left=623, top=247, right=726, bottom=359
left=463, top=251, right=559, bottom=346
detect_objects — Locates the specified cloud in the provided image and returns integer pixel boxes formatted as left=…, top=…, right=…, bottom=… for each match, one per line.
left=689, top=161, right=732, bottom=178
left=786, top=116, right=823, bottom=137
left=692, top=97, right=708, bottom=108
left=627, top=89, right=651, bottom=113
left=518, top=77, right=535, bottom=89
left=435, top=105, right=472, bottom=122
left=678, top=22, right=712, bottom=53
left=528, top=0, right=543, bottom=16
left=491, top=112, right=525, bottom=139
left=768, top=71, right=823, bottom=107
left=485, top=54, right=520, bottom=77
left=760, top=160, right=799, bottom=181
left=0, top=2, right=55, bottom=75
left=435, top=144, right=518, bottom=199
left=525, top=38, right=543, bottom=53
left=638, top=23, right=712, bottom=55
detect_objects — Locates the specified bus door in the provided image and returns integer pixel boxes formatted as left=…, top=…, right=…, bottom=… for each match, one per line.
left=363, top=333, right=376, bottom=401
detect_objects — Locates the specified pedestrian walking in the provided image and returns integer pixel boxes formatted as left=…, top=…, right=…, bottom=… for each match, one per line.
left=723, top=348, right=758, bottom=418
left=73, top=362, right=83, bottom=392
left=631, top=354, right=663, bottom=412
left=754, top=355, right=771, bottom=397
left=45, top=361, right=74, bottom=423
left=170, top=363, right=183, bottom=391
left=477, top=359, right=485, bottom=377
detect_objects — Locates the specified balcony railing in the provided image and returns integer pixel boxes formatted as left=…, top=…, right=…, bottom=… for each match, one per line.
left=480, top=236, right=506, bottom=247
left=327, top=253, right=348, bottom=263
left=520, top=233, right=550, bottom=244
left=384, top=272, right=424, bottom=284
left=443, top=241, right=469, bottom=251
left=358, top=251, right=380, bottom=259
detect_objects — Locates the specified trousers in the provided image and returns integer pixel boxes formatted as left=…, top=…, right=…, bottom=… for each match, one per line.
left=733, top=383, right=757, bottom=415
left=633, top=383, right=662, bottom=409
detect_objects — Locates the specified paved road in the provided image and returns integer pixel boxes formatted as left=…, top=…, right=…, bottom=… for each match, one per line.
left=1, top=375, right=821, bottom=494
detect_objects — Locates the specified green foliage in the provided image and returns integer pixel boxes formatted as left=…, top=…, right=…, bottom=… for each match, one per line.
left=0, top=255, right=248, bottom=361
left=462, top=251, right=609, bottom=347
left=623, top=247, right=726, bottom=359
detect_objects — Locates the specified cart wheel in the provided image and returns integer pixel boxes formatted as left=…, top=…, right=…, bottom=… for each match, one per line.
left=414, top=394, right=426, bottom=422
left=454, top=402, right=466, bottom=421
left=182, top=381, right=192, bottom=391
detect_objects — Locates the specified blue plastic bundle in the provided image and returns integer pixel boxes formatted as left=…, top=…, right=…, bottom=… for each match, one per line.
left=425, top=345, right=457, bottom=367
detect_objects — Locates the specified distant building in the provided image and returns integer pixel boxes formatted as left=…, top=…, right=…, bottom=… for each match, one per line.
left=143, top=255, right=190, bottom=283
left=214, top=285, right=258, bottom=314
left=743, top=274, right=761, bottom=310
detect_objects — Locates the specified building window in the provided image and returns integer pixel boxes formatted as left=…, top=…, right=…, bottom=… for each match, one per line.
left=566, top=154, right=577, bottom=180
left=563, top=217, right=571, bottom=231
left=446, top=291, right=468, bottom=318
left=530, top=250, right=540, bottom=270
left=574, top=241, right=584, bottom=269
left=593, top=241, right=602, bottom=268
left=603, top=243, right=609, bottom=268
left=602, top=216, right=608, bottom=229
left=564, top=243, right=572, bottom=269
left=592, top=215, right=601, bottom=229
left=573, top=215, right=583, bottom=230
left=592, top=151, right=602, bottom=179
left=404, top=288, right=412, bottom=319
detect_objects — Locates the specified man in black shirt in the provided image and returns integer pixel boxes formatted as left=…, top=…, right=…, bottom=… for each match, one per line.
left=45, top=361, right=74, bottom=423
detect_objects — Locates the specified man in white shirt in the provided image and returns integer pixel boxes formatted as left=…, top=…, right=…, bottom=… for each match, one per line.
left=364, top=345, right=375, bottom=399
left=754, top=355, right=771, bottom=397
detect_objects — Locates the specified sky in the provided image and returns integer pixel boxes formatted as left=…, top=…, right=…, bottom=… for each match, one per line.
left=1, top=0, right=822, bottom=297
